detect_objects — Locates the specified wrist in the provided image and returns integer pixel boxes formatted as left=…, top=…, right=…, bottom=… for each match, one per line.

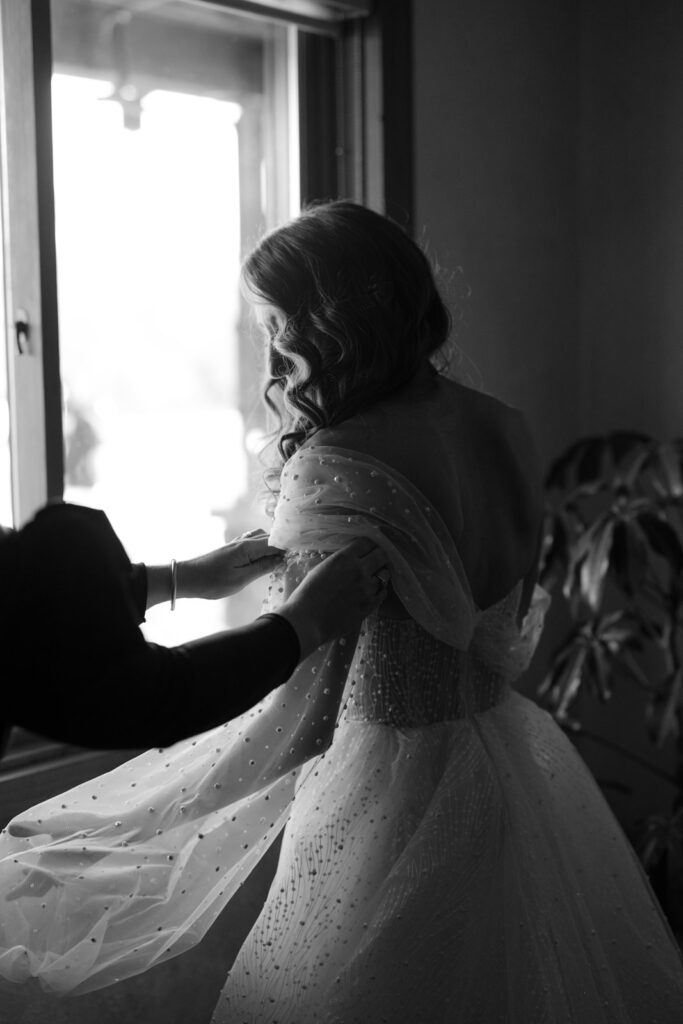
left=144, top=563, right=178, bottom=611
left=174, top=558, right=200, bottom=601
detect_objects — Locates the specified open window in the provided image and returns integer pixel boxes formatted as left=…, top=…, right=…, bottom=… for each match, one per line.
left=0, top=0, right=412, bottom=817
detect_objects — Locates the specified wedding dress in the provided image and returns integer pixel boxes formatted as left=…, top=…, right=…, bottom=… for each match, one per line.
left=1, top=437, right=682, bottom=1023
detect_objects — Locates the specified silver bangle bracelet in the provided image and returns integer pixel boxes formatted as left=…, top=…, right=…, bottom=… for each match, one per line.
left=170, top=558, right=178, bottom=611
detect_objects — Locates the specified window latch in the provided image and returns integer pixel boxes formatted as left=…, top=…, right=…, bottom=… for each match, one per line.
left=14, top=309, right=29, bottom=354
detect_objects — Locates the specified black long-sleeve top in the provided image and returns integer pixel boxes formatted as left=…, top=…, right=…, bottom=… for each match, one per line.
left=0, top=502, right=299, bottom=756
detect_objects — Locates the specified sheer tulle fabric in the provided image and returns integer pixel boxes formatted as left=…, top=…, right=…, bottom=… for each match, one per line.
left=216, top=678, right=683, bottom=1023
left=1, top=445, right=682, bottom=1024
left=0, top=447, right=481, bottom=995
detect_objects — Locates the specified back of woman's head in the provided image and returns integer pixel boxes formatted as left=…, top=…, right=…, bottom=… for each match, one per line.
left=242, top=199, right=451, bottom=462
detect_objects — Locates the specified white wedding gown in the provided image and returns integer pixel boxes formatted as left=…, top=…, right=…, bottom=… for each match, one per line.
left=1, top=440, right=682, bottom=1023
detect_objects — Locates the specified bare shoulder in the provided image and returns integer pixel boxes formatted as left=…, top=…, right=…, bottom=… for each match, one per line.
left=440, top=377, right=529, bottom=430
left=444, top=380, right=539, bottom=474
left=300, top=378, right=540, bottom=496
left=298, top=378, right=543, bottom=606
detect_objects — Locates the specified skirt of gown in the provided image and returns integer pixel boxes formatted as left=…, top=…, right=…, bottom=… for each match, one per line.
left=211, top=687, right=683, bottom=1024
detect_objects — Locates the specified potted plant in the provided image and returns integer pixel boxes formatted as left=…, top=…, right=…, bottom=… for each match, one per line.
left=538, top=431, right=683, bottom=935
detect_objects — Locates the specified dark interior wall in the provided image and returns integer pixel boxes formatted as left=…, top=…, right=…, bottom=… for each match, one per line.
left=412, top=0, right=683, bottom=834
left=579, top=0, right=683, bottom=441
left=412, top=0, right=580, bottom=469
left=412, top=0, right=683, bottom=457
left=575, top=0, right=683, bottom=831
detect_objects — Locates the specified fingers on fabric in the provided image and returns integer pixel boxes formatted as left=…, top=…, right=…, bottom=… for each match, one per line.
left=243, top=535, right=273, bottom=559
left=236, top=535, right=283, bottom=568
left=229, top=528, right=269, bottom=551
left=235, top=528, right=267, bottom=540
left=252, top=554, right=284, bottom=570
left=339, top=538, right=388, bottom=573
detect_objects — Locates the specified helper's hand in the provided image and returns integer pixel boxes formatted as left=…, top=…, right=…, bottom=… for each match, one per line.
left=146, top=529, right=284, bottom=608
left=276, top=538, right=391, bottom=659
left=178, top=529, right=284, bottom=600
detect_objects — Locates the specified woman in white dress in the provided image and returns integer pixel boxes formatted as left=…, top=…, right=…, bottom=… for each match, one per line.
left=1, top=201, right=682, bottom=1023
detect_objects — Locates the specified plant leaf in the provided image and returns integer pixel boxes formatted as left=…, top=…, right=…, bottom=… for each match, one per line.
left=634, top=809, right=683, bottom=870
left=647, top=668, right=683, bottom=748
left=589, top=642, right=612, bottom=701
left=619, top=444, right=655, bottom=492
left=607, top=430, right=653, bottom=469
left=615, top=650, right=654, bottom=691
left=579, top=518, right=615, bottom=611
left=619, top=518, right=651, bottom=596
left=555, top=644, right=590, bottom=718
left=538, top=511, right=570, bottom=592
left=656, top=441, right=683, bottom=497
left=545, top=437, right=600, bottom=491
left=636, top=511, right=683, bottom=575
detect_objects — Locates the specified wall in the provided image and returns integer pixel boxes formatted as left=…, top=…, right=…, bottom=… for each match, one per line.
left=413, top=0, right=581, bottom=469
left=579, top=0, right=683, bottom=441
left=575, top=0, right=683, bottom=831
left=413, top=0, right=683, bottom=461
left=413, top=0, right=683, bottom=837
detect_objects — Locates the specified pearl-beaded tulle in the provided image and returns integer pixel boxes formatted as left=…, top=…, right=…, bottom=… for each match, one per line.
left=0, top=445, right=682, bottom=1024
left=213, top=610, right=683, bottom=1023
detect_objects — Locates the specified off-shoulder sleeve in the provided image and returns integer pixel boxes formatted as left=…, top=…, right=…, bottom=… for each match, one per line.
left=269, top=445, right=479, bottom=650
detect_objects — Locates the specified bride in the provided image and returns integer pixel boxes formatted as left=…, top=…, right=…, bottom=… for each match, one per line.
left=1, top=200, right=682, bottom=1023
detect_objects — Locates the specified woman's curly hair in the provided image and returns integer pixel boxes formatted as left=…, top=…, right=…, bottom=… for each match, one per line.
left=241, top=200, right=452, bottom=472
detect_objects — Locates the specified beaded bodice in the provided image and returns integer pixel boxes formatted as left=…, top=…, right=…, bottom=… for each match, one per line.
left=343, top=615, right=512, bottom=727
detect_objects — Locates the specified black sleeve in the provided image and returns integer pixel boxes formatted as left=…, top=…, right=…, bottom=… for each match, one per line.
left=91, top=613, right=300, bottom=748
left=2, top=502, right=300, bottom=752
left=129, top=563, right=148, bottom=624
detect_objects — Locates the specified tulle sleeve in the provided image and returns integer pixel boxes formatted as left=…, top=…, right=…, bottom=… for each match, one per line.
left=270, top=445, right=479, bottom=649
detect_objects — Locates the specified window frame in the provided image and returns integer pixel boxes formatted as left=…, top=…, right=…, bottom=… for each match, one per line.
left=0, top=0, right=62, bottom=528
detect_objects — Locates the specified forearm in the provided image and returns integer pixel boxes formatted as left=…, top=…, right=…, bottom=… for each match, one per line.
left=166, top=613, right=300, bottom=738
left=82, top=614, right=300, bottom=748
left=135, top=561, right=214, bottom=614
left=141, top=559, right=253, bottom=611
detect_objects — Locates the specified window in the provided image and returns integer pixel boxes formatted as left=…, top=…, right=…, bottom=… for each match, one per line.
left=0, top=0, right=411, bottom=814
left=50, top=1, right=299, bottom=646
